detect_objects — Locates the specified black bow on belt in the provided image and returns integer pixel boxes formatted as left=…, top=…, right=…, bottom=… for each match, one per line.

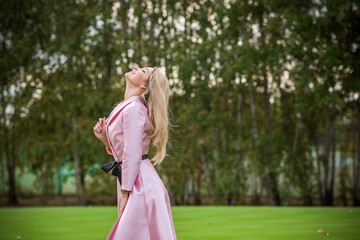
left=101, top=154, right=149, bottom=185
left=101, top=160, right=123, bottom=184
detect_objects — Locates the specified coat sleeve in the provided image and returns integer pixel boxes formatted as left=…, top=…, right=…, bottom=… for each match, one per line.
left=104, top=117, right=114, bottom=156
left=121, top=105, right=146, bottom=191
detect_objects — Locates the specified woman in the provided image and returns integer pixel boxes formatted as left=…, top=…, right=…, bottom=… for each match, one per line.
left=93, top=66, right=177, bottom=240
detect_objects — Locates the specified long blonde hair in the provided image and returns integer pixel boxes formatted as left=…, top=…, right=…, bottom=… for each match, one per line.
left=140, top=67, right=170, bottom=165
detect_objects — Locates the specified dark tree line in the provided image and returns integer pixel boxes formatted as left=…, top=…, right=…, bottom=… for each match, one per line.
left=1, top=0, right=359, bottom=206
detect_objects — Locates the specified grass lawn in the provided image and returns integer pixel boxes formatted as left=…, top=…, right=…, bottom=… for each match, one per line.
left=0, top=206, right=358, bottom=240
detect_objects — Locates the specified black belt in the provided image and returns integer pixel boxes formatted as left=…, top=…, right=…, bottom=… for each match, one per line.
left=101, top=154, right=149, bottom=185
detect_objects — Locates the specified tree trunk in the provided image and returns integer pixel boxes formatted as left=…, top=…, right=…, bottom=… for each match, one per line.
left=284, top=113, right=301, bottom=205
left=183, top=175, right=189, bottom=205
left=263, top=71, right=281, bottom=205
left=167, top=178, right=176, bottom=206
left=248, top=81, right=259, bottom=139
left=199, top=147, right=213, bottom=202
left=328, top=113, right=336, bottom=205
left=339, top=157, right=348, bottom=206
left=231, top=92, right=243, bottom=205
left=72, top=116, right=86, bottom=205
left=248, top=80, right=260, bottom=204
left=0, top=156, right=6, bottom=194
left=212, top=122, right=221, bottom=203
left=1, top=83, right=18, bottom=205
left=6, top=152, right=18, bottom=205
left=194, top=168, right=201, bottom=205
left=323, top=111, right=334, bottom=206
left=314, top=127, right=325, bottom=205
left=57, top=161, right=62, bottom=195
left=354, top=109, right=360, bottom=206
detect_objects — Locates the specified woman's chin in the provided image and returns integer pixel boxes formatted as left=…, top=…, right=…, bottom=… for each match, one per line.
left=124, top=73, right=132, bottom=80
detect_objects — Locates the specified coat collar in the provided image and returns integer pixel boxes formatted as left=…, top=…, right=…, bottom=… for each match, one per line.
left=107, top=95, right=142, bottom=126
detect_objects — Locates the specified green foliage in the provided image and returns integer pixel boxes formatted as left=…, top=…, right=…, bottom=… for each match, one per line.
left=1, top=0, right=359, bottom=206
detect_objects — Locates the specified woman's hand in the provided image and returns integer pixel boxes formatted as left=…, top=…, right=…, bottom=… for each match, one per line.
left=119, top=190, right=130, bottom=213
left=93, top=117, right=107, bottom=143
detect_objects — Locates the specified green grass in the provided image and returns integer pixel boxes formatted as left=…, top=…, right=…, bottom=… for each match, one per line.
left=0, top=206, right=359, bottom=240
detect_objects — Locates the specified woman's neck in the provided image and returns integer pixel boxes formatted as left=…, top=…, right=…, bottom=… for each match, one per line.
left=124, top=88, right=140, bottom=101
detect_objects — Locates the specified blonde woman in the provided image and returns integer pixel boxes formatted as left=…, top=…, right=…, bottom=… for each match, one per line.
left=93, top=67, right=177, bottom=240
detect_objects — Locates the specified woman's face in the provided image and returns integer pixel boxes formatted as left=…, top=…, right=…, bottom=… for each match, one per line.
left=125, top=67, right=155, bottom=89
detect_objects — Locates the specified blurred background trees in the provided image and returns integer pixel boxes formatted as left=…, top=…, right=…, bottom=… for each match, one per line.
left=1, top=0, right=359, bottom=206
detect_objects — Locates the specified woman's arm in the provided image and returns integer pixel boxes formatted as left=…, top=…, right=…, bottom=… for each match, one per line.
left=93, top=117, right=112, bottom=154
left=101, top=135, right=111, bottom=149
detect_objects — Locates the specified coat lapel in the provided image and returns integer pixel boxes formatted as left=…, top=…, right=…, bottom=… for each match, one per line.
left=105, top=95, right=141, bottom=161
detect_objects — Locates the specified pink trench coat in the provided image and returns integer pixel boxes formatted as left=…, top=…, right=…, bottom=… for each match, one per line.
left=104, top=95, right=177, bottom=240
